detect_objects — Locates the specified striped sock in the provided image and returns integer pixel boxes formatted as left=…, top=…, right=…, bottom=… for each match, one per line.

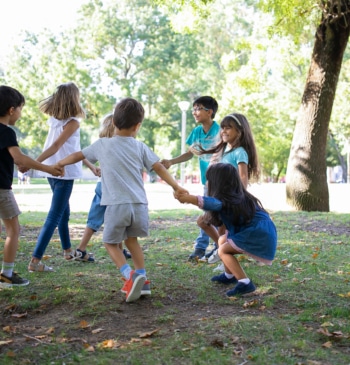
left=1, top=262, right=15, bottom=277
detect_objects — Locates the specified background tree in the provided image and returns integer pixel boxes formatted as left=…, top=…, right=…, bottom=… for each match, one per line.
left=258, top=0, right=350, bottom=211
left=2, top=0, right=349, bottom=191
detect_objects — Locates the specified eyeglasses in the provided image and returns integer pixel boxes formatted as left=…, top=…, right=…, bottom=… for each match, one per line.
left=192, top=107, right=209, bottom=113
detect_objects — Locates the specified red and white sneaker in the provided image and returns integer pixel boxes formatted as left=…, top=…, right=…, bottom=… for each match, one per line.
left=121, top=277, right=151, bottom=296
left=122, top=271, right=146, bottom=302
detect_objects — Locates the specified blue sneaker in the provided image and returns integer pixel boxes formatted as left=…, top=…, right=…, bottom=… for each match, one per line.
left=211, top=273, right=238, bottom=285
left=226, top=281, right=256, bottom=297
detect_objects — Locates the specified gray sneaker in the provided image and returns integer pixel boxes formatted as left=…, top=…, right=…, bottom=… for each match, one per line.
left=188, top=248, right=205, bottom=261
left=0, top=272, right=29, bottom=288
left=141, top=280, right=151, bottom=296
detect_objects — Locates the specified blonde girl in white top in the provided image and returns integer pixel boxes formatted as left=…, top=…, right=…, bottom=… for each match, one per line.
left=28, top=82, right=97, bottom=272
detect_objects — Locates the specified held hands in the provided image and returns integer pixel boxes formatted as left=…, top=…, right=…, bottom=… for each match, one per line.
left=48, top=163, right=65, bottom=177
left=173, top=189, right=190, bottom=204
left=90, top=166, right=101, bottom=177
left=160, top=159, right=171, bottom=169
left=17, top=165, right=30, bottom=173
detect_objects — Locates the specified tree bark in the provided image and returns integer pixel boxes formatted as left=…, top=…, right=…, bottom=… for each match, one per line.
left=286, top=2, right=350, bottom=211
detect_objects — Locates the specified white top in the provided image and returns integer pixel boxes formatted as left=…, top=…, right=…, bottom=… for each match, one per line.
left=40, top=116, right=82, bottom=179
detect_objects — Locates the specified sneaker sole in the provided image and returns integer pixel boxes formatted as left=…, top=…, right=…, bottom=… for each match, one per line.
left=122, top=287, right=151, bottom=295
left=227, top=289, right=256, bottom=297
left=125, top=275, right=146, bottom=303
left=141, top=289, right=151, bottom=296
left=0, top=281, right=29, bottom=288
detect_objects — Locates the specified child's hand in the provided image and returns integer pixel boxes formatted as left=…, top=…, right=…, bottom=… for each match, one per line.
left=174, top=191, right=189, bottom=203
left=173, top=186, right=189, bottom=198
left=17, top=165, right=30, bottom=173
left=49, top=164, right=65, bottom=177
left=160, top=159, right=171, bottom=169
left=91, top=166, right=101, bottom=177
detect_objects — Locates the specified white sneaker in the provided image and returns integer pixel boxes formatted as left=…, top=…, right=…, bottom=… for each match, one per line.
left=208, top=249, right=220, bottom=264
left=213, top=262, right=224, bottom=272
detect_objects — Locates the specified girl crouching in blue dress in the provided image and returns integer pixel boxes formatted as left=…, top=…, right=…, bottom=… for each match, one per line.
left=175, top=163, right=277, bottom=297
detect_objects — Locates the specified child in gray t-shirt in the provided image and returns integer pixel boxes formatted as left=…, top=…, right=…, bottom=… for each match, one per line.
left=57, top=97, right=188, bottom=303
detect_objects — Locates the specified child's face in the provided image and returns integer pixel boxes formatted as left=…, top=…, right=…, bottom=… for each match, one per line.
left=192, top=103, right=212, bottom=124
left=221, top=123, right=240, bottom=145
left=8, top=104, right=24, bottom=126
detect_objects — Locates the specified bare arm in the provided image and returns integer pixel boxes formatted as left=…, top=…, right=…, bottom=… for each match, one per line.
left=237, top=163, right=248, bottom=189
left=57, top=151, right=85, bottom=167
left=175, top=193, right=199, bottom=206
left=152, top=161, right=188, bottom=195
left=9, top=146, right=64, bottom=176
left=37, top=120, right=80, bottom=162
left=83, top=159, right=101, bottom=177
left=160, top=150, right=193, bottom=169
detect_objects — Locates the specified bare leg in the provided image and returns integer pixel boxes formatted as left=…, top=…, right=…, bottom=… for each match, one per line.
left=124, top=237, right=144, bottom=270
left=2, top=216, right=20, bottom=263
left=197, top=215, right=219, bottom=244
left=77, top=226, right=95, bottom=252
left=104, top=241, right=126, bottom=269
left=218, top=241, right=247, bottom=280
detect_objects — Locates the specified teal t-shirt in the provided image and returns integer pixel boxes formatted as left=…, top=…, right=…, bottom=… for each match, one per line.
left=186, top=122, right=220, bottom=184
left=221, top=146, right=248, bottom=168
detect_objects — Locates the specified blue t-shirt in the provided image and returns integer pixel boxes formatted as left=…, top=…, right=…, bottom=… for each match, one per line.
left=221, top=146, right=248, bottom=168
left=186, top=122, right=220, bottom=184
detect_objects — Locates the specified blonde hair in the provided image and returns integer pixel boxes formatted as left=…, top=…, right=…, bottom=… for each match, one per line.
left=39, top=82, right=85, bottom=120
left=99, top=113, right=115, bottom=138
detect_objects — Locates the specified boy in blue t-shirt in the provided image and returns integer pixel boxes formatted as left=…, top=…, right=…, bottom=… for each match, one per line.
left=161, top=96, right=220, bottom=260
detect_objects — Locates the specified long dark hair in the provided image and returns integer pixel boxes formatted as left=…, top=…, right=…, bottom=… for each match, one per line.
left=206, top=163, right=265, bottom=226
left=197, top=113, right=260, bottom=181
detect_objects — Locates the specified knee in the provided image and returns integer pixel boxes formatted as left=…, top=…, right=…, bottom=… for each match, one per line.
left=197, top=215, right=206, bottom=228
left=218, top=245, right=225, bottom=258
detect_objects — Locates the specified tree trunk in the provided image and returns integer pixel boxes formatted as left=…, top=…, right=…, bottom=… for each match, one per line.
left=286, top=3, right=350, bottom=211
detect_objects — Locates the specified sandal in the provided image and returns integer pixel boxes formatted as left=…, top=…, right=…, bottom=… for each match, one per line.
left=28, top=261, right=54, bottom=272
left=63, top=250, right=77, bottom=261
left=74, top=249, right=95, bottom=263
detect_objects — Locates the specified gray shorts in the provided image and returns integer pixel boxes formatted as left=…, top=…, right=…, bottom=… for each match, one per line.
left=103, top=203, right=149, bottom=243
left=0, top=189, right=21, bottom=220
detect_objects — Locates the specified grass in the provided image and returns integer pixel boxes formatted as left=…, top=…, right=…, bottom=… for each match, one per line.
left=0, top=209, right=349, bottom=365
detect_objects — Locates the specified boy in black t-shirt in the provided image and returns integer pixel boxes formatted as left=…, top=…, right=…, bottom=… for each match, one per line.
left=0, top=85, right=63, bottom=287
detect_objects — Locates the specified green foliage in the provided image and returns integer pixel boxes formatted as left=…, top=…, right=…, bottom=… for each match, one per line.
left=2, top=0, right=349, bottom=180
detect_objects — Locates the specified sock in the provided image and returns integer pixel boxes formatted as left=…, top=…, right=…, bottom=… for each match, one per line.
left=238, top=278, right=250, bottom=285
left=135, top=268, right=146, bottom=276
left=1, top=262, right=15, bottom=277
left=120, top=264, right=132, bottom=280
left=224, top=272, right=234, bottom=279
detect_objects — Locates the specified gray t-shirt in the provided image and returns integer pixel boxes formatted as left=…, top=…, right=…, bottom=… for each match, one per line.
left=82, top=136, right=159, bottom=205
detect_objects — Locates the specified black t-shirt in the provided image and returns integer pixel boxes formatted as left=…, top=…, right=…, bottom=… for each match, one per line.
left=0, top=123, right=19, bottom=189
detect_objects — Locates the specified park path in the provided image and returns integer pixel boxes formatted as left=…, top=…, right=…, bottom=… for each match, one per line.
left=13, top=182, right=350, bottom=213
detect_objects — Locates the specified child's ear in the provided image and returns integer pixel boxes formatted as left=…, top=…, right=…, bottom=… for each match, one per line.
left=8, top=107, right=15, bottom=115
left=135, top=122, right=142, bottom=132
